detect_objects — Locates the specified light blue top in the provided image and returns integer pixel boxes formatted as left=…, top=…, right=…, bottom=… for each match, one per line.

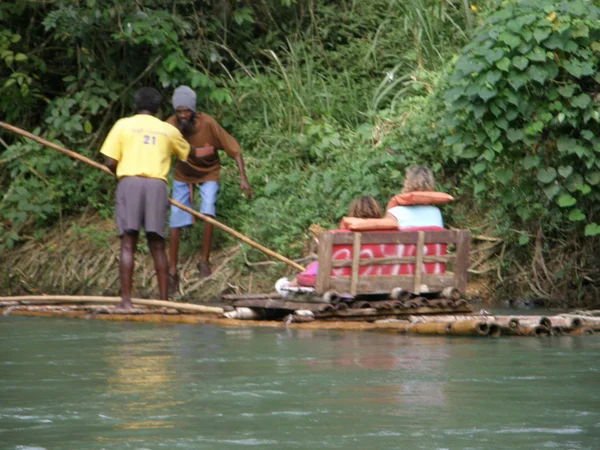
left=387, top=205, right=443, bottom=228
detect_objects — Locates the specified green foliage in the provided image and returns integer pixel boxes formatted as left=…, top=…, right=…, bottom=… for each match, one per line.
left=443, top=0, right=600, bottom=238
left=2, top=0, right=597, bottom=303
left=0, top=0, right=484, bottom=253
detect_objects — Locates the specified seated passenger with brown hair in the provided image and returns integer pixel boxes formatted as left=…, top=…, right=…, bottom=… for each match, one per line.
left=275, top=196, right=383, bottom=294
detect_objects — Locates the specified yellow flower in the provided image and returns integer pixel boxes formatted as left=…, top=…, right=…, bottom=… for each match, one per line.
left=470, top=5, right=480, bottom=12
left=547, top=12, right=556, bottom=22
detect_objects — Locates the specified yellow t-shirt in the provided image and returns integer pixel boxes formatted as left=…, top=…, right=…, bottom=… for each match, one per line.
left=100, top=114, right=190, bottom=182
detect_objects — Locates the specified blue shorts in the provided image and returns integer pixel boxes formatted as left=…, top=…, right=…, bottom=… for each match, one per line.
left=169, top=180, right=219, bottom=228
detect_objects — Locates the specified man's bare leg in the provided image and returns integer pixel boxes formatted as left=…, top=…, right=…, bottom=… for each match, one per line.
left=119, top=232, right=138, bottom=309
left=169, top=227, right=182, bottom=276
left=148, top=233, right=168, bottom=300
left=199, top=221, right=213, bottom=277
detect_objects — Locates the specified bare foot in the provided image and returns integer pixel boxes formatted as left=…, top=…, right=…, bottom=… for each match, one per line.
left=113, top=301, right=133, bottom=313
left=197, top=261, right=212, bottom=279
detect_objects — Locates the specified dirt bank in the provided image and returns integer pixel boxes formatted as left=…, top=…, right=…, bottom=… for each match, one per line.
left=1, top=214, right=496, bottom=305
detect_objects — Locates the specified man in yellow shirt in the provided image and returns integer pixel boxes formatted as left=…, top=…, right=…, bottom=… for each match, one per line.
left=100, top=87, right=191, bottom=309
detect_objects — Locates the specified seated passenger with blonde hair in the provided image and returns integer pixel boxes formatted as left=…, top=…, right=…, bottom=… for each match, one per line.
left=385, top=165, right=444, bottom=228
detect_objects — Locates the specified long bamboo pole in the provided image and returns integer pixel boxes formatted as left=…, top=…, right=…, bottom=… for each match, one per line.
left=0, top=295, right=224, bottom=314
left=0, top=121, right=305, bottom=272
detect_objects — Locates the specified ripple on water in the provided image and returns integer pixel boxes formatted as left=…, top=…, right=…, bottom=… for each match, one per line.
left=503, top=375, right=547, bottom=381
left=211, top=390, right=262, bottom=397
left=540, top=440, right=588, bottom=449
left=0, top=415, right=52, bottom=424
left=269, top=411, right=311, bottom=416
left=497, top=426, right=583, bottom=435
left=342, top=430, right=404, bottom=438
left=443, top=428, right=490, bottom=436
left=198, top=438, right=279, bottom=446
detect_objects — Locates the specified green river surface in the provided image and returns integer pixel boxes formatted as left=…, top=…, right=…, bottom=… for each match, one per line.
left=1, top=316, right=599, bottom=450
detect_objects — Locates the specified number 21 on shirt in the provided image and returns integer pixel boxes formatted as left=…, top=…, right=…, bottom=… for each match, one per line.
left=143, top=135, right=156, bottom=145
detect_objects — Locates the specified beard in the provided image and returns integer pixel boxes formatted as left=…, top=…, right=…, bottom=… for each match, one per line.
left=176, top=113, right=195, bottom=137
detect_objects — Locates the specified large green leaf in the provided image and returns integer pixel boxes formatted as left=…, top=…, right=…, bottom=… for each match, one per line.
left=556, top=136, right=576, bottom=153
left=496, top=117, right=509, bottom=130
left=512, top=55, right=529, bottom=70
left=585, top=223, right=600, bottom=236
left=533, top=27, right=551, bottom=43
left=472, top=162, right=487, bottom=174
left=557, top=193, right=577, bottom=207
left=572, top=23, right=589, bottom=39
left=568, top=209, right=586, bottom=221
left=507, top=128, right=524, bottom=142
left=566, top=174, right=584, bottom=192
left=543, top=183, right=561, bottom=199
left=486, top=70, right=502, bottom=85
left=499, top=32, right=521, bottom=49
left=571, top=93, right=591, bottom=109
left=558, top=165, right=573, bottom=178
left=578, top=185, right=591, bottom=195
left=485, top=126, right=501, bottom=142
left=537, top=167, right=557, bottom=183
left=523, top=155, right=540, bottom=169
left=508, top=72, right=528, bottom=90
left=526, top=64, right=548, bottom=84
left=485, top=48, right=505, bottom=64
left=526, top=47, right=547, bottom=62
left=478, top=87, right=498, bottom=101
left=474, top=181, right=486, bottom=195
left=496, top=169, right=514, bottom=184
left=496, top=57, right=511, bottom=71
left=557, top=84, right=576, bottom=98
left=585, top=171, right=600, bottom=185
left=482, top=149, right=495, bottom=162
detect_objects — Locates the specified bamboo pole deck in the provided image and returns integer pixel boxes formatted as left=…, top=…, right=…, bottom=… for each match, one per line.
left=0, top=295, right=224, bottom=314
left=2, top=301, right=598, bottom=338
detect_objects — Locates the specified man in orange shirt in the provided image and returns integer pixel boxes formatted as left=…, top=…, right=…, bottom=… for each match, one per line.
left=100, top=87, right=191, bottom=309
left=166, top=86, right=252, bottom=294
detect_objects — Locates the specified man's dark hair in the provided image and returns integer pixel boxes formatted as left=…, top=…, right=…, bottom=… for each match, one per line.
left=134, top=87, right=162, bottom=114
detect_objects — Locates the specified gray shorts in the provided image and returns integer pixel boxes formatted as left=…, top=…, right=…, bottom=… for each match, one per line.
left=115, top=177, right=169, bottom=238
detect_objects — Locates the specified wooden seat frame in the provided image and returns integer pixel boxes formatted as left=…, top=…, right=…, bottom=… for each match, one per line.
left=314, top=229, right=471, bottom=296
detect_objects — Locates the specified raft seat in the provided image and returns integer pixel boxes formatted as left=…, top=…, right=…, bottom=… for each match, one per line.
left=313, top=227, right=471, bottom=297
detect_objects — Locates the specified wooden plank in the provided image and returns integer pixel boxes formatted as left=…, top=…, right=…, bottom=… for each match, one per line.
left=331, top=254, right=455, bottom=267
left=326, top=274, right=456, bottom=295
left=233, top=299, right=335, bottom=312
left=315, top=231, right=334, bottom=294
left=222, top=293, right=280, bottom=301
left=413, top=231, right=425, bottom=294
left=314, top=305, right=472, bottom=318
left=328, top=230, right=459, bottom=245
left=453, top=230, right=471, bottom=293
left=350, top=232, right=361, bottom=296
left=223, top=293, right=328, bottom=304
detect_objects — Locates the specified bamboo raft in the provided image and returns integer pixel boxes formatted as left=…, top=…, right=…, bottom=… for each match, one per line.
left=1, top=296, right=598, bottom=337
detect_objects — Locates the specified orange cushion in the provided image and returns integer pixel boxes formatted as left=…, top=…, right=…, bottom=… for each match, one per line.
left=339, top=217, right=398, bottom=231
left=386, top=191, right=454, bottom=210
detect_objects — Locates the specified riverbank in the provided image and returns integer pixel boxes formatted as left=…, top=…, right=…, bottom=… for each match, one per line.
left=0, top=214, right=499, bottom=305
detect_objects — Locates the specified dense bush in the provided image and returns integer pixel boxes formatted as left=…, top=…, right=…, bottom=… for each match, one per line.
left=441, top=0, right=600, bottom=302
left=444, top=0, right=600, bottom=235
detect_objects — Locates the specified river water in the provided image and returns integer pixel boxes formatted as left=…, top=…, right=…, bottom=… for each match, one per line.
left=1, top=316, right=599, bottom=449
